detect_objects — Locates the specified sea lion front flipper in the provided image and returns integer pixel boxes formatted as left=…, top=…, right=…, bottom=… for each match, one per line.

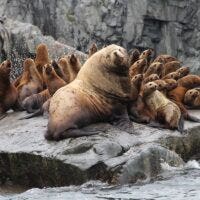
left=18, top=109, right=43, bottom=120
left=178, top=114, right=184, bottom=134
left=186, top=114, right=200, bottom=123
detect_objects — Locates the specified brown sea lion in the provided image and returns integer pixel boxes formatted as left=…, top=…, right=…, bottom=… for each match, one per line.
left=58, top=58, right=70, bottom=83
left=139, top=48, right=154, bottom=70
left=142, top=82, right=184, bottom=132
left=88, top=43, right=98, bottom=58
left=21, top=64, right=66, bottom=117
left=163, top=79, right=178, bottom=92
left=34, top=43, right=50, bottom=78
left=130, top=74, right=143, bottom=101
left=129, top=48, right=140, bottom=66
left=17, top=58, right=43, bottom=104
left=144, top=62, right=163, bottom=78
left=154, top=54, right=178, bottom=64
left=143, top=74, right=159, bottom=84
left=46, top=44, right=135, bottom=141
left=51, top=60, right=68, bottom=82
left=153, top=79, right=167, bottom=91
left=0, top=60, right=18, bottom=119
left=176, top=66, right=190, bottom=78
left=66, top=54, right=81, bottom=82
left=162, top=61, right=181, bottom=77
left=177, top=75, right=200, bottom=89
left=184, top=89, right=200, bottom=108
left=129, top=58, right=147, bottom=78
left=167, top=86, right=200, bottom=122
left=162, top=71, right=180, bottom=80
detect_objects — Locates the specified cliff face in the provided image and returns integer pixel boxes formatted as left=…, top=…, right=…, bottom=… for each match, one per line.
left=0, top=0, right=199, bottom=72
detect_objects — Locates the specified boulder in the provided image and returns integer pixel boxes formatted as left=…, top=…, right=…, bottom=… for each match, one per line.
left=0, top=110, right=199, bottom=188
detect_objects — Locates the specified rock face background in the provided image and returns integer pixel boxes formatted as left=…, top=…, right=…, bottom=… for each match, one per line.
left=0, top=0, right=199, bottom=73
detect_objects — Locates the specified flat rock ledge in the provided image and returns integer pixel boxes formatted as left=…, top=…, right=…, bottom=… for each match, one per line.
left=0, top=110, right=200, bottom=188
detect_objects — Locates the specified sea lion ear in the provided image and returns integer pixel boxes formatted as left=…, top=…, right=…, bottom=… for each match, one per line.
left=70, top=54, right=77, bottom=64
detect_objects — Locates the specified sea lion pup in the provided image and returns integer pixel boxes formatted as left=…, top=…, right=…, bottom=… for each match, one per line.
left=34, top=43, right=50, bottom=78
left=0, top=60, right=18, bottom=119
left=46, top=44, right=135, bottom=141
left=153, top=79, right=167, bottom=91
left=143, top=74, right=159, bottom=84
left=129, top=58, right=147, bottom=78
left=144, top=62, right=163, bottom=78
left=139, top=48, right=154, bottom=70
left=142, top=82, right=184, bottom=132
left=154, top=54, right=178, bottom=64
left=58, top=58, right=70, bottom=83
left=184, top=89, right=200, bottom=108
left=176, top=66, right=190, bottom=78
left=88, top=43, right=98, bottom=58
left=162, top=61, right=181, bottom=77
left=17, top=58, right=43, bottom=104
left=167, top=86, right=200, bottom=122
left=128, top=74, right=152, bottom=123
left=21, top=64, right=66, bottom=117
left=129, top=48, right=140, bottom=66
left=66, top=54, right=82, bottom=82
left=130, top=74, right=143, bottom=101
left=177, top=75, right=200, bottom=88
left=162, top=71, right=180, bottom=80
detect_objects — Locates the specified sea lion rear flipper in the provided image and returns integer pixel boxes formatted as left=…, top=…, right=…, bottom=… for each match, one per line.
left=186, top=114, right=200, bottom=123
left=0, top=113, right=7, bottom=120
left=147, top=121, right=166, bottom=130
left=47, top=129, right=101, bottom=141
left=18, top=109, right=43, bottom=120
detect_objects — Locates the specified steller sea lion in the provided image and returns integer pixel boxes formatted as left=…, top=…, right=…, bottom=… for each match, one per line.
left=0, top=60, right=18, bottom=119
left=129, top=48, right=140, bottom=66
left=34, top=43, right=50, bottom=78
left=17, top=58, right=43, bottom=104
left=154, top=54, right=178, bottom=64
left=129, top=58, right=147, bottom=78
left=176, top=66, right=190, bottom=78
left=21, top=63, right=66, bottom=116
left=162, top=71, right=180, bottom=80
left=144, top=62, right=163, bottom=78
left=46, top=44, right=135, bottom=141
left=143, top=74, right=159, bottom=84
left=88, top=43, right=98, bottom=58
left=162, top=61, right=181, bottom=77
left=177, top=75, right=200, bottom=89
left=141, top=82, right=184, bottom=132
left=184, top=89, right=200, bottom=108
left=139, top=48, right=154, bottom=71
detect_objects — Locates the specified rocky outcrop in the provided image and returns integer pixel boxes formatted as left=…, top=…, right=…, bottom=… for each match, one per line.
left=2, top=19, right=86, bottom=80
left=0, top=0, right=200, bottom=73
left=0, top=110, right=199, bottom=188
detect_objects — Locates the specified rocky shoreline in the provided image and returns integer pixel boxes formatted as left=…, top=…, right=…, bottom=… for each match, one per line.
left=0, top=110, right=199, bottom=188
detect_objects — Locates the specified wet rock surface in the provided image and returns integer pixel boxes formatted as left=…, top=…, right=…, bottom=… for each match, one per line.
left=0, top=0, right=200, bottom=73
left=0, top=111, right=199, bottom=188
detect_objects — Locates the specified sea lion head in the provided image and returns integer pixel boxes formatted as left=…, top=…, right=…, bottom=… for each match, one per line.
left=166, top=72, right=180, bottom=80
left=164, top=79, right=178, bottom=91
left=0, top=60, right=11, bottom=75
left=185, top=89, right=199, bottom=100
left=131, top=74, right=143, bottom=85
left=104, top=44, right=129, bottom=74
left=177, top=66, right=190, bottom=78
left=142, top=81, right=158, bottom=97
left=129, top=48, right=140, bottom=65
left=140, top=48, right=154, bottom=58
left=154, top=79, right=167, bottom=91
left=43, top=64, right=53, bottom=77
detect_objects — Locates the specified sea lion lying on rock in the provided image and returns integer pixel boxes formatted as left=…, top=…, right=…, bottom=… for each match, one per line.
left=46, top=44, right=135, bottom=141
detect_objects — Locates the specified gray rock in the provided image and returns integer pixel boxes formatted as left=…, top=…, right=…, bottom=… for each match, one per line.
left=3, top=19, right=87, bottom=80
left=0, top=0, right=200, bottom=73
left=0, top=110, right=199, bottom=187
